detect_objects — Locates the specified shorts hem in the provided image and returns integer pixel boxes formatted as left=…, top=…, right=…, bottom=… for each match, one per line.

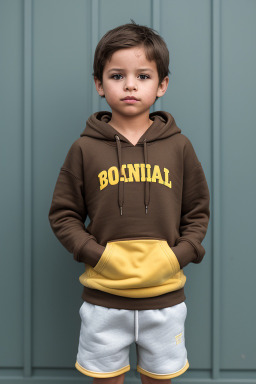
left=137, top=359, right=189, bottom=379
left=75, top=360, right=130, bottom=378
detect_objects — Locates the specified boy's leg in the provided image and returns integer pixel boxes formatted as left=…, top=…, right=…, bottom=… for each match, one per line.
left=92, top=373, right=125, bottom=384
left=77, top=302, right=133, bottom=379
left=140, top=373, right=171, bottom=384
left=92, top=372, right=171, bottom=384
left=136, top=303, right=188, bottom=381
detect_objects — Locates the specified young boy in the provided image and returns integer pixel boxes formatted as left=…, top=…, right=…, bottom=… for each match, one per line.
left=48, top=21, right=210, bottom=384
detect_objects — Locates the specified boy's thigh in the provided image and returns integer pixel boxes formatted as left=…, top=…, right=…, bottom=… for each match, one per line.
left=76, top=301, right=134, bottom=377
left=136, top=302, right=188, bottom=380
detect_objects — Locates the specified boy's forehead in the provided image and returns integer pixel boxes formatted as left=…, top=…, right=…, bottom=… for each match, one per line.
left=104, top=47, right=157, bottom=72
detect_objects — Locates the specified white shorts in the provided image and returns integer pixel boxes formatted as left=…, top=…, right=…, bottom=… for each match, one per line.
left=75, top=300, right=189, bottom=379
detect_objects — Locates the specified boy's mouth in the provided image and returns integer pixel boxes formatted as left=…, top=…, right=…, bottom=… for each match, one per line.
left=122, top=96, right=139, bottom=101
left=121, top=96, right=139, bottom=103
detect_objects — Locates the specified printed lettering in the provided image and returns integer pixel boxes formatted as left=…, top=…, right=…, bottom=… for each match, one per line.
left=98, top=163, right=172, bottom=191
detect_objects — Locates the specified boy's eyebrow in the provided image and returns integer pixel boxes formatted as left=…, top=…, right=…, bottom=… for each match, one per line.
left=107, top=68, right=154, bottom=73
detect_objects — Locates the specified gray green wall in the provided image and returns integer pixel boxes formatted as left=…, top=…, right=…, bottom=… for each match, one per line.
left=0, top=0, right=255, bottom=383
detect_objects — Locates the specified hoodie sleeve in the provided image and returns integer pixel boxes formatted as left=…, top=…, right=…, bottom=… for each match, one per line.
left=48, top=141, right=105, bottom=267
left=171, top=137, right=210, bottom=269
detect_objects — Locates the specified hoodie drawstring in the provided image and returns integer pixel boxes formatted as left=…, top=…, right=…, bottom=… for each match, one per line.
left=115, top=135, right=149, bottom=216
left=115, top=135, right=124, bottom=216
left=143, top=138, right=150, bottom=214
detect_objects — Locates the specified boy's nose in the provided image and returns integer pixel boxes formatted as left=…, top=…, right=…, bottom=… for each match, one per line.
left=125, top=83, right=138, bottom=91
left=124, top=77, right=138, bottom=91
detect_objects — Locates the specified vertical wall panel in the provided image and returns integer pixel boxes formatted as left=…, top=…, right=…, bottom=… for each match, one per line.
left=221, top=0, right=256, bottom=370
left=33, top=0, right=92, bottom=367
left=161, top=1, right=212, bottom=371
left=0, top=0, right=24, bottom=368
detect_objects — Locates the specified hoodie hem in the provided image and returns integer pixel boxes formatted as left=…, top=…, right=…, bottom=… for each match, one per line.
left=81, top=286, right=186, bottom=310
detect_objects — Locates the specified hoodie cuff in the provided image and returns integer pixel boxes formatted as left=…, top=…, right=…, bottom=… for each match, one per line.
left=77, top=238, right=106, bottom=267
left=171, top=241, right=198, bottom=269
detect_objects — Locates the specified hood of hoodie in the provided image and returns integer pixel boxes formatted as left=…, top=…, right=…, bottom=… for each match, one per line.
left=80, top=110, right=181, bottom=144
left=80, top=111, right=181, bottom=216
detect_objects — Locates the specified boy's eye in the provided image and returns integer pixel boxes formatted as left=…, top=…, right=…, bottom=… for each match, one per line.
left=111, top=74, right=123, bottom=80
left=110, top=74, right=150, bottom=80
left=139, top=74, right=150, bottom=80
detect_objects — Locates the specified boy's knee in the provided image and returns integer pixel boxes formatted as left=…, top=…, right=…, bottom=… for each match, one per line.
left=140, top=373, right=171, bottom=384
left=92, top=373, right=125, bottom=384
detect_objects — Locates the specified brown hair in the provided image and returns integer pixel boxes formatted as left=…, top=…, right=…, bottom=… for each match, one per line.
left=92, top=20, right=171, bottom=100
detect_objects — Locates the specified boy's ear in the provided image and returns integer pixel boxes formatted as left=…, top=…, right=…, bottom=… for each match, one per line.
left=94, top=76, right=105, bottom=97
left=156, top=76, right=169, bottom=98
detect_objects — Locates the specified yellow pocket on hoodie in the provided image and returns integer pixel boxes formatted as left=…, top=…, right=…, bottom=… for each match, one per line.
left=79, top=239, right=186, bottom=298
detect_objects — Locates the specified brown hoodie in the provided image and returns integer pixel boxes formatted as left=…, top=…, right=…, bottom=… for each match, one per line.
left=48, top=110, right=210, bottom=309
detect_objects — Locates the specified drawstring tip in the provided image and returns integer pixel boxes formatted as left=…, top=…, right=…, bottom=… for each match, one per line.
left=120, top=206, right=123, bottom=216
left=145, top=205, right=148, bottom=214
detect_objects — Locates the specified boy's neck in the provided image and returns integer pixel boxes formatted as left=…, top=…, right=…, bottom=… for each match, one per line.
left=108, top=111, right=154, bottom=141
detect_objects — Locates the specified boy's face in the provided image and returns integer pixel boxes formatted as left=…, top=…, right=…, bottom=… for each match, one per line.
left=94, top=46, right=169, bottom=118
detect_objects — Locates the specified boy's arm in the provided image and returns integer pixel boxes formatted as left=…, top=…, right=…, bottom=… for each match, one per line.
left=48, top=141, right=105, bottom=267
left=171, top=137, right=211, bottom=270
